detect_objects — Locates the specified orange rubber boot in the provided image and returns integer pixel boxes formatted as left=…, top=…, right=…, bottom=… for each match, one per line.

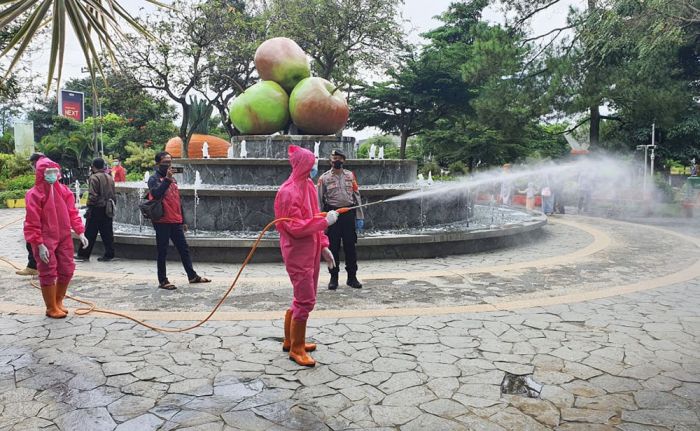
left=289, top=319, right=315, bottom=367
left=41, top=284, right=67, bottom=319
left=56, top=282, right=69, bottom=314
left=283, top=309, right=316, bottom=352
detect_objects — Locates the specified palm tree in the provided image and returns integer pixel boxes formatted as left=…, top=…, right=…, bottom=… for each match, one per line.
left=0, top=1, right=167, bottom=94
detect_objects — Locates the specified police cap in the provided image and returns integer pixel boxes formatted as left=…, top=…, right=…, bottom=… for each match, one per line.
left=330, top=149, right=346, bottom=159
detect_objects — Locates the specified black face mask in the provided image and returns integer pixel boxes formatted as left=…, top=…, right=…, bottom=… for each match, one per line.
left=332, top=160, right=344, bottom=169
left=158, top=163, right=170, bottom=176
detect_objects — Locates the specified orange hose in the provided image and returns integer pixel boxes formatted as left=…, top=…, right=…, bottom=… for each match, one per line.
left=1, top=215, right=295, bottom=333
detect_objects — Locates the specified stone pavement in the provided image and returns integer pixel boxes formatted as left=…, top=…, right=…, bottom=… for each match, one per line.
left=0, top=208, right=698, bottom=430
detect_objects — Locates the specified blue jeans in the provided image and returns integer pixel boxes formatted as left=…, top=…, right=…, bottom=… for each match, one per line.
left=542, top=195, right=554, bottom=214
left=153, top=223, right=197, bottom=283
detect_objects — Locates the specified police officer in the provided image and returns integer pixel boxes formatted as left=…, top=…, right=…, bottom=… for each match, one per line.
left=318, top=149, right=364, bottom=290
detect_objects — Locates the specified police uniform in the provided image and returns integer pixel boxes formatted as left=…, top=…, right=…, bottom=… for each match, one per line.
left=318, top=150, right=364, bottom=289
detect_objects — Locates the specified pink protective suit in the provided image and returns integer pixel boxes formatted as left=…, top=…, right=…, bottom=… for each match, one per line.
left=274, top=146, right=330, bottom=321
left=24, top=159, right=85, bottom=287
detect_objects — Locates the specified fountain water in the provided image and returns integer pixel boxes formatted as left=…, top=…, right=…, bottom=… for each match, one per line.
left=193, top=170, right=202, bottom=235
left=73, top=180, right=81, bottom=207
left=239, top=140, right=247, bottom=158
left=369, top=144, right=377, bottom=160
left=378, top=147, right=384, bottom=160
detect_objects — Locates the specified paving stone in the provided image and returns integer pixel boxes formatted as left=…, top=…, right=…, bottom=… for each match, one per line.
left=369, top=405, right=422, bottom=427
left=540, top=385, right=575, bottom=408
left=504, top=395, right=560, bottom=427
left=574, top=393, right=636, bottom=411
left=55, top=407, right=117, bottom=431
left=427, top=377, right=459, bottom=399
left=382, top=385, right=437, bottom=406
left=420, top=399, right=468, bottom=418
left=352, top=371, right=392, bottom=386
left=589, top=375, right=643, bottom=393
left=489, top=406, right=551, bottom=431
left=621, top=409, right=699, bottom=427
left=167, top=378, right=213, bottom=396
left=454, top=414, right=507, bottom=431
left=561, top=407, right=617, bottom=424
left=297, top=367, right=339, bottom=386
left=550, top=347, right=588, bottom=362
left=108, top=395, right=156, bottom=422
left=494, top=362, right=534, bottom=375
left=633, top=390, right=692, bottom=409
left=114, top=413, right=164, bottom=431
left=102, top=361, right=137, bottom=377
left=379, top=371, right=424, bottom=394
left=372, top=357, right=417, bottom=373
left=400, top=413, right=467, bottom=431
left=339, top=384, right=385, bottom=404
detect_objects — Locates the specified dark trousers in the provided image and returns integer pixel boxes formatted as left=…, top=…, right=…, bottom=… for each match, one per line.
left=154, top=223, right=197, bottom=283
left=78, top=206, right=115, bottom=259
left=326, top=208, right=358, bottom=276
left=26, top=242, right=37, bottom=269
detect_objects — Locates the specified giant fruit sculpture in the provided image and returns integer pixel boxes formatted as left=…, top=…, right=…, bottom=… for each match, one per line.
left=230, top=37, right=349, bottom=135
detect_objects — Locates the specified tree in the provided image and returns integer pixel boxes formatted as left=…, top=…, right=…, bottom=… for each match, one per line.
left=201, top=0, right=266, bottom=137
left=0, top=0, right=165, bottom=94
left=265, top=0, right=405, bottom=85
left=350, top=50, right=440, bottom=159
left=118, top=0, right=263, bottom=151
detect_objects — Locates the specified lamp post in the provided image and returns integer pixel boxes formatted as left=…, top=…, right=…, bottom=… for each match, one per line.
left=636, top=123, right=657, bottom=200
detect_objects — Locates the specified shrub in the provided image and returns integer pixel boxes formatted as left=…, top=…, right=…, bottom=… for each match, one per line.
left=420, top=161, right=440, bottom=177
left=357, top=135, right=400, bottom=159
left=0, top=189, right=27, bottom=201
left=126, top=171, right=146, bottom=182
left=4, top=174, right=35, bottom=191
left=448, top=161, right=467, bottom=176
left=0, top=153, right=32, bottom=179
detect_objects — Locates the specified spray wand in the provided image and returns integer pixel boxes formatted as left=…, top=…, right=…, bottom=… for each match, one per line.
left=317, top=200, right=386, bottom=217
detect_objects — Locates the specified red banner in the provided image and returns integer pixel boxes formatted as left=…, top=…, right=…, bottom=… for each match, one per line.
left=59, top=90, right=84, bottom=122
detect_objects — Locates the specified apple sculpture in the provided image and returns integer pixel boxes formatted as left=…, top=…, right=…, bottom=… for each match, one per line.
left=289, top=77, right=349, bottom=135
left=229, top=80, right=290, bottom=134
left=254, top=37, right=311, bottom=93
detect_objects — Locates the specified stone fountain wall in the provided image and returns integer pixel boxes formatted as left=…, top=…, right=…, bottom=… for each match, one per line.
left=230, top=135, right=356, bottom=159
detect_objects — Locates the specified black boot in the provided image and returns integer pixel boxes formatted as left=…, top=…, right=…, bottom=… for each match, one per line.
left=347, top=273, right=363, bottom=289
left=328, top=271, right=339, bottom=290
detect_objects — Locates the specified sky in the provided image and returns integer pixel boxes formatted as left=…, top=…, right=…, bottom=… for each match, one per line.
left=16, top=0, right=587, bottom=140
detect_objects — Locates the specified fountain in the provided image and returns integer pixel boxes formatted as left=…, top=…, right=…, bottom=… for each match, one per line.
left=109, top=134, right=545, bottom=263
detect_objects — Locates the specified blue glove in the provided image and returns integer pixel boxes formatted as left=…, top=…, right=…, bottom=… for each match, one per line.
left=355, top=219, right=364, bottom=231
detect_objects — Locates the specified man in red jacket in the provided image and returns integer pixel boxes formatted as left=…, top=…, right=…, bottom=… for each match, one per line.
left=147, top=151, right=210, bottom=290
left=112, top=160, right=127, bottom=182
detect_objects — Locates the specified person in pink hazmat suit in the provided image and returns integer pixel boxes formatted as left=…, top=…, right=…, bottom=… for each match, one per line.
left=274, top=145, right=338, bottom=367
left=24, top=158, right=89, bottom=318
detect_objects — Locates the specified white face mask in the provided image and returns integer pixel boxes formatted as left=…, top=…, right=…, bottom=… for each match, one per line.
left=44, top=169, right=59, bottom=184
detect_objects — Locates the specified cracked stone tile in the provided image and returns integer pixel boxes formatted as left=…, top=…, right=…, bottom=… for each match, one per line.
left=372, top=357, right=416, bottom=373
left=168, top=378, right=213, bottom=396
left=382, top=385, right=437, bottom=406
left=400, top=413, right=467, bottom=431
left=561, top=407, right=617, bottom=424
left=108, top=395, right=156, bottom=422
left=370, top=405, right=422, bottom=427
left=352, top=371, right=391, bottom=386
left=255, top=400, right=329, bottom=430
left=454, top=414, right=506, bottom=431
left=55, top=407, right=117, bottom=431
left=572, top=392, right=635, bottom=411
left=420, top=399, right=468, bottom=418
left=589, top=375, right=643, bottom=393
left=297, top=367, right=339, bottom=387
left=633, top=390, right=692, bottom=409
left=540, top=385, right=575, bottom=408
left=339, top=384, right=384, bottom=404
left=427, top=377, right=459, bottom=399
left=489, top=406, right=551, bottom=431
left=620, top=409, right=699, bottom=427
left=102, top=361, right=137, bottom=377
left=114, top=413, right=164, bottom=431
left=504, top=395, right=560, bottom=427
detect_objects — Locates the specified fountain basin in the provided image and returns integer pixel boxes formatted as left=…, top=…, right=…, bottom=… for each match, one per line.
left=177, top=158, right=417, bottom=186
left=84, top=208, right=546, bottom=263
left=115, top=182, right=471, bottom=231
